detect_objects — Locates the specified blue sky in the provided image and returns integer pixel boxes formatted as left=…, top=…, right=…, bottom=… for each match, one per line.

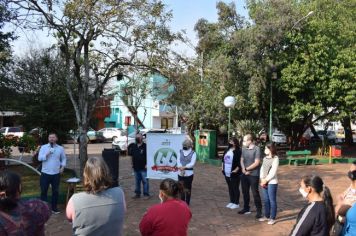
left=10, top=0, right=248, bottom=57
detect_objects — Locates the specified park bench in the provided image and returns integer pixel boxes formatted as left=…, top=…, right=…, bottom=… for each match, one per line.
left=286, top=150, right=316, bottom=166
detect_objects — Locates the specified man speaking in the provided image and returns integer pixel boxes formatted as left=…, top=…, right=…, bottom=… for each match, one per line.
left=38, top=133, right=67, bottom=214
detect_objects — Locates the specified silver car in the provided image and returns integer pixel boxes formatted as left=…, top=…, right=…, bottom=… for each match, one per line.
left=112, top=129, right=166, bottom=151
left=272, top=132, right=287, bottom=144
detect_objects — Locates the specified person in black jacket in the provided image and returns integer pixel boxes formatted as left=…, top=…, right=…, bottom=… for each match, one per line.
left=221, top=137, right=242, bottom=209
left=130, top=133, right=150, bottom=199
left=290, top=175, right=335, bottom=236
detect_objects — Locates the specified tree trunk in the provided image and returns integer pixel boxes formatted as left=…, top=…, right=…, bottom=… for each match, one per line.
left=78, top=127, right=89, bottom=176
left=310, top=125, right=319, bottom=139
left=342, top=116, right=353, bottom=146
left=289, top=121, right=306, bottom=150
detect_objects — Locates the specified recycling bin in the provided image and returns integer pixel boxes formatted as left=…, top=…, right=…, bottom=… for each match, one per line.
left=194, top=130, right=217, bottom=162
left=331, top=145, right=342, bottom=157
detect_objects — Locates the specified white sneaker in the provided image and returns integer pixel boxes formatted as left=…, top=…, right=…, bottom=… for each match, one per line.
left=230, top=204, right=240, bottom=209
left=226, top=203, right=233, bottom=208
left=258, top=217, right=268, bottom=222
left=268, top=219, right=276, bottom=225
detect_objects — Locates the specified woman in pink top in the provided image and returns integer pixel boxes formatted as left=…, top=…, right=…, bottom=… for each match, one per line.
left=140, top=178, right=192, bottom=236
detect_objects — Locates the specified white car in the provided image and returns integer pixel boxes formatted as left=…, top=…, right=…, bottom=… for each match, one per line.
left=98, top=128, right=123, bottom=141
left=272, top=132, right=287, bottom=144
left=0, top=127, right=24, bottom=138
left=112, top=129, right=166, bottom=151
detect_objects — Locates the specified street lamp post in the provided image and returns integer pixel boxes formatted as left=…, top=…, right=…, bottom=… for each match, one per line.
left=268, top=11, right=314, bottom=139
left=291, top=11, right=314, bottom=30
left=269, top=66, right=278, bottom=139
left=224, top=96, right=237, bottom=141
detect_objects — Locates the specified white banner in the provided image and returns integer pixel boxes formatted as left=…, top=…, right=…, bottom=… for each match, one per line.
left=146, top=133, right=186, bottom=180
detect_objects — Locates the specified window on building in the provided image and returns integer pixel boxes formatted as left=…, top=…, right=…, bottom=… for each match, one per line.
left=161, top=118, right=174, bottom=129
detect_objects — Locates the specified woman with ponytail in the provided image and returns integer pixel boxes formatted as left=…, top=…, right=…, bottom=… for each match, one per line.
left=0, top=171, right=50, bottom=235
left=140, top=178, right=192, bottom=236
left=290, top=175, right=335, bottom=236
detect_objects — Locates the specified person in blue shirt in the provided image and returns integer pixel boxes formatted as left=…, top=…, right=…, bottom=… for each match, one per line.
left=342, top=203, right=356, bottom=236
left=38, top=133, right=66, bottom=214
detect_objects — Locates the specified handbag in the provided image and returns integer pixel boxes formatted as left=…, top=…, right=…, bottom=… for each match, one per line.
left=331, top=216, right=344, bottom=236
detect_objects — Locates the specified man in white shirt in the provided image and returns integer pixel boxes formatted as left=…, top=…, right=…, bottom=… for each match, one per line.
left=38, top=133, right=66, bottom=214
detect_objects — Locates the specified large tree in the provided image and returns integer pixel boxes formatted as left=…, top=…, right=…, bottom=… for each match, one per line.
left=0, top=1, right=16, bottom=111
left=9, top=0, right=183, bottom=174
left=278, top=0, right=356, bottom=146
left=3, top=49, right=77, bottom=142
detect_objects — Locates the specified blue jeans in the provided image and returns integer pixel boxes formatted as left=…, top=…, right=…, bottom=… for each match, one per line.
left=134, top=170, right=149, bottom=196
left=262, top=184, right=278, bottom=219
left=40, top=172, right=60, bottom=211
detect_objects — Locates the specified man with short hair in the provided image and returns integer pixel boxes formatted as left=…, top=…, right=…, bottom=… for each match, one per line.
left=38, top=133, right=66, bottom=214
left=130, top=133, right=150, bottom=199
left=239, top=134, right=263, bottom=219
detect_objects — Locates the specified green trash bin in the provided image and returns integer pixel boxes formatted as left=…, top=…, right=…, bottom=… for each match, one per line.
left=194, top=130, right=217, bottom=163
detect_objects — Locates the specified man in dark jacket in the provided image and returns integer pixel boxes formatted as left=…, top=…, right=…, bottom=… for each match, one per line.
left=130, top=133, right=150, bottom=199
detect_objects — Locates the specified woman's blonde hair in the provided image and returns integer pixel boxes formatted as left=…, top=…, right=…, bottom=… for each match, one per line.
left=83, top=156, right=112, bottom=194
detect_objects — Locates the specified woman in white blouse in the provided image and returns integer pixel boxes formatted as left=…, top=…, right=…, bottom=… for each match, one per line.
left=259, top=142, right=279, bottom=225
left=177, top=139, right=197, bottom=205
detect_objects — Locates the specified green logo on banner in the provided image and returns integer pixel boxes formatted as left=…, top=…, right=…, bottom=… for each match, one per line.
left=152, top=148, right=178, bottom=173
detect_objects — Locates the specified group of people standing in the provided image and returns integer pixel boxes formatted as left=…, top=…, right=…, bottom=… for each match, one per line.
left=1, top=132, right=356, bottom=236
left=221, top=133, right=356, bottom=236
left=222, top=134, right=279, bottom=225
left=130, top=133, right=196, bottom=206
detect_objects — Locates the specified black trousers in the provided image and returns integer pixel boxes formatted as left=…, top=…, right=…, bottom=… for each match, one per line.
left=225, top=175, right=240, bottom=205
left=40, top=172, right=60, bottom=211
left=178, top=175, right=194, bottom=205
left=241, top=174, right=262, bottom=213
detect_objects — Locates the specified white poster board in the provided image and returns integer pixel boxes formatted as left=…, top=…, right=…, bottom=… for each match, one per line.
left=146, top=133, right=186, bottom=180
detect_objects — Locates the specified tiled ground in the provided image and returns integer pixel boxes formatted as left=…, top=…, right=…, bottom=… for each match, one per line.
left=41, top=151, right=351, bottom=236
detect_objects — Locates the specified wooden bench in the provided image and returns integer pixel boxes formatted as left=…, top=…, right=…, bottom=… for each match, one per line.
left=286, top=150, right=316, bottom=166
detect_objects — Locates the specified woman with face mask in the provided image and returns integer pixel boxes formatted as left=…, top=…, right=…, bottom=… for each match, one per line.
left=259, top=142, right=279, bottom=225
left=290, top=175, right=335, bottom=236
left=177, top=139, right=196, bottom=205
left=221, top=137, right=242, bottom=209
left=139, top=178, right=192, bottom=236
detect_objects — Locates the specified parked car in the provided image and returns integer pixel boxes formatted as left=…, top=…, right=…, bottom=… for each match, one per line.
left=98, top=128, right=123, bottom=141
left=272, top=132, right=287, bottom=144
left=0, top=127, right=24, bottom=138
left=112, top=128, right=167, bottom=151
left=87, top=128, right=105, bottom=143
left=71, top=128, right=105, bottom=143
left=314, top=130, right=337, bottom=143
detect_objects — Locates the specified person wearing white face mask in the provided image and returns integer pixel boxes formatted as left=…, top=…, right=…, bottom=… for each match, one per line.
left=177, top=139, right=196, bottom=205
left=290, top=175, right=335, bottom=236
left=139, top=178, right=192, bottom=236
left=259, top=142, right=279, bottom=225
left=239, top=134, right=263, bottom=219
left=221, top=137, right=242, bottom=210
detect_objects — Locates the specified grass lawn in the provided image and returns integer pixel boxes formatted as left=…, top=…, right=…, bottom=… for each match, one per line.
left=5, top=164, right=75, bottom=201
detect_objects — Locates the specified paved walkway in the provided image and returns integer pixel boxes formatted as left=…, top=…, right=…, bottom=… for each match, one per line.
left=39, top=149, right=351, bottom=236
